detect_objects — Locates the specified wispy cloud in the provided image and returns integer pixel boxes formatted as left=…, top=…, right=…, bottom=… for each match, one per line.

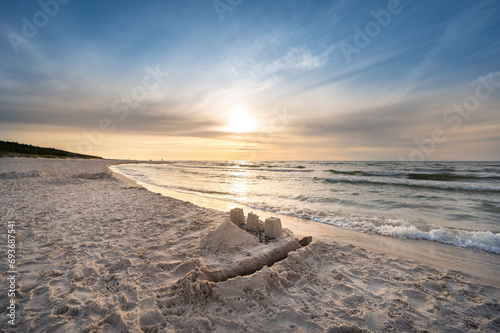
left=264, top=47, right=329, bottom=73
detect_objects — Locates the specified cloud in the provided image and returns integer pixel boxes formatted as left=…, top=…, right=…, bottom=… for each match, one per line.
left=264, top=47, right=329, bottom=73
left=285, top=77, right=500, bottom=157
left=214, top=46, right=330, bottom=98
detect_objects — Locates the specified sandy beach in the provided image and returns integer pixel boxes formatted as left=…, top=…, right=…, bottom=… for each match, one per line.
left=1, top=158, right=499, bottom=332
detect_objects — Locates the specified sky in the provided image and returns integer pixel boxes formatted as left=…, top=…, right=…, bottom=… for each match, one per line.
left=0, top=0, right=499, bottom=161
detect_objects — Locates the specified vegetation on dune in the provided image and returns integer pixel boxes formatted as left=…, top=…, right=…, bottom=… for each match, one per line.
left=0, top=140, right=103, bottom=159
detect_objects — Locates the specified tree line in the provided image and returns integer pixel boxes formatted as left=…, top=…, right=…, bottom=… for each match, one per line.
left=0, top=140, right=102, bottom=159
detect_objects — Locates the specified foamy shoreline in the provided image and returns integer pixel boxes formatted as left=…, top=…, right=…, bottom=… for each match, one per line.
left=1, top=158, right=499, bottom=332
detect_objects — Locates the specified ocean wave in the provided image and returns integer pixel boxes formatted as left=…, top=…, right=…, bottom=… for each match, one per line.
left=262, top=168, right=313, bottom=173
left=160, top=185, right=232, bottom=196
left=318, top=177, right=500, bottom=192
left=244, top=202, right=500, bottom=254
left=223, top=166, right=313, bottom=173
left=170, top=164, right=227, bottom=171
left=170, top=163, right=313, bottom=173
left=325, top=169, right=500, bottom=182
left=406, top=173, right=500, bottom=181
left=325, top=170, right=403, bottom=177
left=320, top=218, right=500, bottom=254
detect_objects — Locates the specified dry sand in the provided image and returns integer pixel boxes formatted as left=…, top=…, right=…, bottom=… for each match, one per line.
left=1, top=158, right=499, bottom=332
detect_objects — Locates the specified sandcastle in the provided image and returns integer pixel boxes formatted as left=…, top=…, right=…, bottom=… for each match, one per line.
left=229, top=208, right=312, bottom=246
left=230, top=208, right=283, bottom=238
left=228, top=208, right=314, bottom=248
left=194, top=208, right=315, bottom=284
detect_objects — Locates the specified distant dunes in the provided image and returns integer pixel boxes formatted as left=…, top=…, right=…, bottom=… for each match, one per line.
left=0, top=140, right=102, bottom=159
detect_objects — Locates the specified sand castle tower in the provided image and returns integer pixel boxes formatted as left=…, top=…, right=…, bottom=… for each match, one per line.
left=246, top=212, right=260, bottom=231
left=264, top=217, right=282, bottom=237
left=230, top=208, right=246, bottom=228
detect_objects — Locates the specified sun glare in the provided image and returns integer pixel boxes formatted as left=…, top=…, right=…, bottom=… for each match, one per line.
left=225, top=105, right=257, bottom=133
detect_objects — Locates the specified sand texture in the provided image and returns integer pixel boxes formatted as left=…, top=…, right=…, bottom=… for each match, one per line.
left=1, top=158, right=499, bottom=332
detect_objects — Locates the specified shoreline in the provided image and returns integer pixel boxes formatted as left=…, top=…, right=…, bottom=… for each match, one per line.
left=1, top=157, right=499, bottom=332
left=110, top=163, right=500, bottom=288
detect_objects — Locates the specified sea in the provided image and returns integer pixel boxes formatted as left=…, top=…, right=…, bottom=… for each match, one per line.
left=111, top=161, right=500, bottom=254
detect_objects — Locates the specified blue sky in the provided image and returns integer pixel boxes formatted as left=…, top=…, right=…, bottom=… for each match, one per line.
left=1, top=0, right=499, bottom=160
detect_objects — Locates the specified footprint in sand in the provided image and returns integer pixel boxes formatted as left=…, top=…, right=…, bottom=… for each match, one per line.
left=48, top=278, right=67, bottom=298
left=25, top=286, right=51, bottom=311
left=402, top=288, right=428, bottom=304
left=333, top=283, right=354, bottom=295
left=139, top=301, right=165, bottom=333
left=117, top=284, right=139, bottom=312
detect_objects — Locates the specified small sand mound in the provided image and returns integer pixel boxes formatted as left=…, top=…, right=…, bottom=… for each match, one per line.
left=200, top=220, right=259, bottom=253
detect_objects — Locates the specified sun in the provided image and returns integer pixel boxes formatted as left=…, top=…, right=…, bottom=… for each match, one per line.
left=225, top=105, right=257, bottom=133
